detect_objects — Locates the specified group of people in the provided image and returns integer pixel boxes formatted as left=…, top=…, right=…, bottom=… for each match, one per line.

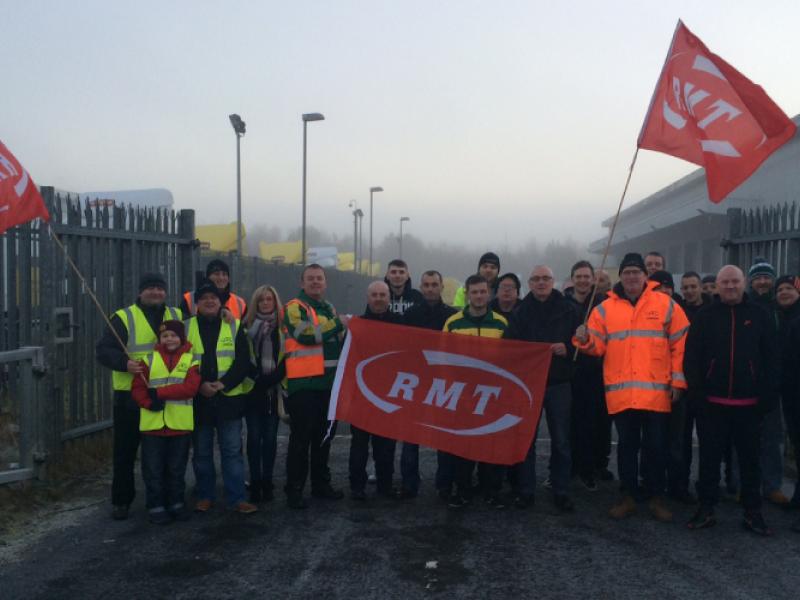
left=97, top=250, right=800, bottom=536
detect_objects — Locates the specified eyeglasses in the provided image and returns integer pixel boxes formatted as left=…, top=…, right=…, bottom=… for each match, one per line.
left=529, top=276, right=553, bottom=283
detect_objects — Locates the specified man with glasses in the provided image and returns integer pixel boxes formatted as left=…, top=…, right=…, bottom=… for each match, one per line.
left=574, top=253, right=689, bottom=523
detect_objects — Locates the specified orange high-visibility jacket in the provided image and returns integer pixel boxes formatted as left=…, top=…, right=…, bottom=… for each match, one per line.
left=183, top=291, right=246, bottom=319
left=281, top=299, right=326, bottom=379
left=573, top=281, right=689, bottom=414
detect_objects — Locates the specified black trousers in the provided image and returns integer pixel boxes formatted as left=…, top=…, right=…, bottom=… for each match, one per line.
left=784, top=396, right=800, bottom=499
left=285, top=390, right=337, bottom=494
left=140, top=434, right=191, bottom=511
left=349, top=426, right=396, bottom=492
left=112, top=397, right=141, bottom=506
left=698, top=403, right=761, bottom=510
left=571, top=370, right=611, bottom=476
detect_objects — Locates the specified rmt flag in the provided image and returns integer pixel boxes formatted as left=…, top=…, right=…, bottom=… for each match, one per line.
left=329, top=318, right=552, bottom=465
left=0, top=140, right=49, bottom=233
left=638, top=20, right=796, bottom=202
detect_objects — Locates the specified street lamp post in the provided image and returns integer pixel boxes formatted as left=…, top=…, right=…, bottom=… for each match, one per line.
left=349, top=200, right=362, bottom=272
left=357, top=209, right=364, bottom=273
left=399, top=216, right=410, bottom=260
left=368, top=186, right=383, bottom=275
left=301, top=112, right=325, bottom=266
left=228, top=114, right=246, bottom=262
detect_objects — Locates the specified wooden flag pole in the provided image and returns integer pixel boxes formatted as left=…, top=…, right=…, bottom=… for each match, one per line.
left=573, top=147, right=640, bottom=360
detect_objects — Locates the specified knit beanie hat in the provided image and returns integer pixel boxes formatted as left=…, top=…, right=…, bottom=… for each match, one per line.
left=478, top=252, right=500, bottom=270
left=206, top=259, right=230, bottom=277
left=775, top=275, right=800, bottom=291
left=618, top=253, right=646, bottom=275
left=194, top=280, right=223, bottom=303
left=648, top=270, right=675, bottom=289
left=748, top=257, right=775, bottom=281
left=138, top=272, right=167, bottom=293
left=158, top=319, right=186, bottom=343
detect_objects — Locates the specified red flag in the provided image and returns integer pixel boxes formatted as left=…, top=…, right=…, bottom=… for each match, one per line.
left=329, top=318, right=553, bottom=465
left=638, top=20, right=796, bottom=202
left=0, top=140, right=50, bottom=233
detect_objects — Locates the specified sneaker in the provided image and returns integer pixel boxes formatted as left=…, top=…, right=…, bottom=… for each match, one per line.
left=609, top=495, right=637, bottom=520
left=543, top=477, right=552, bottom=489
left=351, top=489, right=367, bottom=502
left=687, top=506, right=716, bottom=530
left=287, top=493, right=309, bottom=510
left=596, top=468, right=615, bottom=482
left=312, top=485, right=344, bottom=500
left=111, top=504, right=129, bottom=521
left=485, top=494, right=506, bottom=509
left=447, top=494, right=469, bottom=510
left=148, top=510, right=172, bottom=525
left=766, top=490, right=790, bottom=506
left=513, top=494, right=535, bottom=509
left=554, top=494, right=575, bottom=513
left=743, top=510, right=771, bottom=536
left=648, top=496, right=673, bottom=523
left=579, top=475, right=598, bottom=492
left=234, top=501, right=259, bottom=514
left=194, top=499, right=212, bottom=513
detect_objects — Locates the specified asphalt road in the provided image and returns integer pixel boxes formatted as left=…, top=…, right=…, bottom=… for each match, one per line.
left=2, top=432, right=799, bottom=600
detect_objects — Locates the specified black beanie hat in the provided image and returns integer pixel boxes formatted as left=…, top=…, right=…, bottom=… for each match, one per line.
left=139, top=272, right=167, bottom=293
left=618, top=253, right=646, bottom=275
left=775, top=275, right=799, bottom=291
left=194, top=280, right=223, bottom=303
left=206, top=259, right=230, bottom=277
left=648, top=270, right=675, bottom=289
left=158, top=319, right=186, bottom=344
left=478, top=252, right=500, bottom=270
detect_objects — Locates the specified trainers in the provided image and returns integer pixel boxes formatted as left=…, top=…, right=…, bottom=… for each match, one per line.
left=111, top=504, right=129, bottom=521
left=580, top=474, right=598, bottom=492
left=687, top=506, right=716, bottom=530
left=543, top=477, right=552, bottom=490
left=351, top=489, right=367, bottom=502
left=743, top=511, right=772, bottom=536
left=485, top=494, right=506, bottom=509
left=648, top=496, right=673, bottom=523
left=148, top=510, right=172, bottom=525
left=609, top=495, right=637, bottom=520
left=312, top=485, right=344, bottom=500
left=596, top=468, right=615, bottom=482
left=513, top=494, right=535, bottom=509
left=554, top=494, right=575, bottom=513
left=234, top=501, right=259, bottom=514
left=194, top=499, right=212, bottom=513
left=447, top=494, right=469, bottom=510
left=766, top=490, right=790, bottom=506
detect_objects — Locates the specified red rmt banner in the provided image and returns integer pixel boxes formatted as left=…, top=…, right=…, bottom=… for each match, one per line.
left=638, top=20, right=796, bottom=202
left=0, top=140, right=50, bottom=233
left=329, top=318, right=553, bottom=465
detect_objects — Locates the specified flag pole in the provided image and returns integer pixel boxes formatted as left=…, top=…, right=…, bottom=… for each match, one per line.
left=46, top=222, right=148, bottom=382
left=573, top=147, right=640, bottom=360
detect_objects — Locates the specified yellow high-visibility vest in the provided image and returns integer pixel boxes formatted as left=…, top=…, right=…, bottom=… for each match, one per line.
left=185, top=317, right=254, bottom=396
left=139, top=350, right=197, bottom=432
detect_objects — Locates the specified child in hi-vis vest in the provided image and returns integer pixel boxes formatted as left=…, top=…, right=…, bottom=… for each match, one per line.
left=132, top=320, right=201, bottom=524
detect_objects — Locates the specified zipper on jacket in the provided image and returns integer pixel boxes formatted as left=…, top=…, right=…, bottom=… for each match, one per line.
left=728, top=307, right=735, bottom=398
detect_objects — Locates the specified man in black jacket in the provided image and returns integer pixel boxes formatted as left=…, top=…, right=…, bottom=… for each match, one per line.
left=96, top=272, right=182, bottom=520
left=385, top=259, right=425, bottom=317
left=505, top=265, right=580, bottom=511
left=349, top=281, right=402, bottom=500
left=684, top=265, right=778, bottom=535
left=401, top=270, right=457, bottom=499
left=188, top=281, right=257, bottom=514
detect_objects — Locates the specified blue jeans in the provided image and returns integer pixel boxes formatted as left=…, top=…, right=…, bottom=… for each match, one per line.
left=759, top=405, right=784, bottom=495
left=141, top=434, right=191, bottom=513
left=520, top=382, right=572, bottom=496
left=245, top=409, right=280, bottom=487
left=400, top=442, right=420, bottom=493
left=192, top=417, right=246, bottom=507
left=615, top=409, right=669, bottom=500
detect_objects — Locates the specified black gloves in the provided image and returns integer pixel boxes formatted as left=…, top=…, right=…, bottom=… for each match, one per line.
left=148, top=388, right=165, bottom=412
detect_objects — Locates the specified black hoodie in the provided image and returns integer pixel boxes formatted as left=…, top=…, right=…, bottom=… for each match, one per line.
left=384, top=277, right=425, bottom=316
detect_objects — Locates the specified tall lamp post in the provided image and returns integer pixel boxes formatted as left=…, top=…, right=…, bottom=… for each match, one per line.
left=399, top=216, right=410, bottom=260
left=228, top=114, right=246, bottom=261
left=349, top=200, right=362, bottom=272
left=301, top=112, right=325, bottom=266
left=357, top=209, right=364, bottom=273
left=368, top=186, right=383, bottom=275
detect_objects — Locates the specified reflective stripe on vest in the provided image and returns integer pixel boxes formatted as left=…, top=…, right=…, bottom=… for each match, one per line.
left=283, top=299, right=326, bottom=379
left=139, top=351, right=197, bottom=432
left=111, top=304, right=181, bottom=391
left=184, top=317, right=254, bottom=396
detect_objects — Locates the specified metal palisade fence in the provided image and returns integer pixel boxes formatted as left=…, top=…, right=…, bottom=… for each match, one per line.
left=0, top=187, right=372, bottom=483
left=724, top=203, right=800, bottom=274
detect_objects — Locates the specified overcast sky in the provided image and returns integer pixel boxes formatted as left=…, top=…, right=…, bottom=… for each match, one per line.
left=4, top=1, right=799, bottom=251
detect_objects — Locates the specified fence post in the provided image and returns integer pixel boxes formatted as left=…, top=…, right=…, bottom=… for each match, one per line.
left=178, top=209, right=196, bottom=304
left=724, top=207, right=742, bottom=268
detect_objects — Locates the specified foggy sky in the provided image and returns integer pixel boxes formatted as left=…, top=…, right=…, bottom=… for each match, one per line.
left=4, top=1, right=799, bottom=253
